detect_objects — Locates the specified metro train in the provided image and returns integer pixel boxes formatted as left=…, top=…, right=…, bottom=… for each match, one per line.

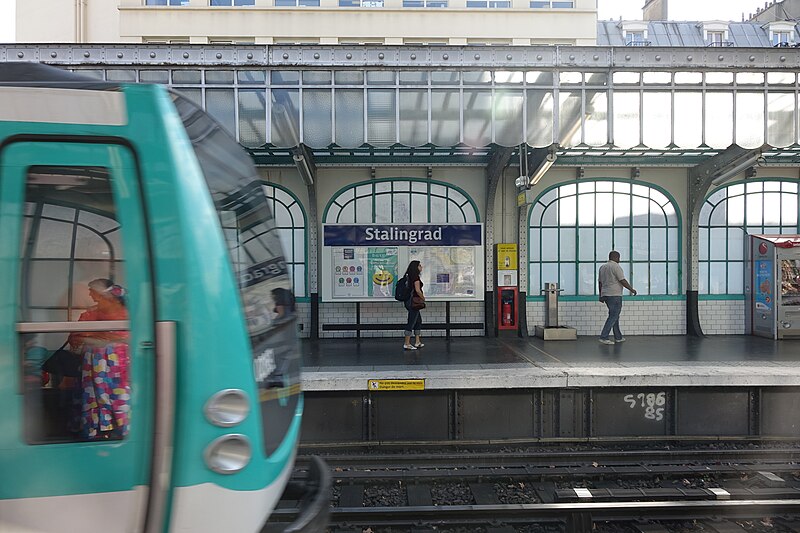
left=0, top=63, right=327, bottom=532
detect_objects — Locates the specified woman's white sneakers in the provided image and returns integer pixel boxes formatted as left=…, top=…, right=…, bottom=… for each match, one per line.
left=415, top=342, right=425, bottom=348
left=403, top=344, right=417, bottom=350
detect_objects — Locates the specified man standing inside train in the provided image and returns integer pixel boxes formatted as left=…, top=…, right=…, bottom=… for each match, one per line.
left=597, top=250, right=637, bottom=345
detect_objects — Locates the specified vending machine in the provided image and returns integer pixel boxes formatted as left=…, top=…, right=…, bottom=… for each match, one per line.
left=495, top=244, right=519, bottom=334
left=746, top=235, right=800, bottom=339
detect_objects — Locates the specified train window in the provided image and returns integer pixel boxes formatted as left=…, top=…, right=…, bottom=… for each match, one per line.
left=20, top=166, right=130, bottom=444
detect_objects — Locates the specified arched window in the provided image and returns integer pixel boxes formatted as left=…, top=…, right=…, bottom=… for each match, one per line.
left=324, top=179, right=479, bottom=223
left=262, top=183, right=307, bottom=297
left=699, top=180, right=799, bottom=295
left=528, top=180, right=680, bottom=296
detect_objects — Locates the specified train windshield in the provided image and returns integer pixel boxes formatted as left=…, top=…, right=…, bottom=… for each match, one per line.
left=173, top=94, right=301, bottom=455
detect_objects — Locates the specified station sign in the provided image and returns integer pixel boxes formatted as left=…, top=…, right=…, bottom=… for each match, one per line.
left=367, top=379, right=425, bottom=391
left=323, top=224, right=482, bottom=246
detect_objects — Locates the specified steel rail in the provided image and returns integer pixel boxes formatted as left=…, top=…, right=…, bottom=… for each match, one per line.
left=298, top=446, right=800, bottom=469
left=270, top=499, right=800, bottom=526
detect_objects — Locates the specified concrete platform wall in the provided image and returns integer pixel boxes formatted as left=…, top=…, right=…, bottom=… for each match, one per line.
left=295, top=301, right=311, bottom=338
left=526, top=299, right=686, bottom=336
left=319, top=300, right=484, bottom=338
left=699, top=299, right=745, bottom=335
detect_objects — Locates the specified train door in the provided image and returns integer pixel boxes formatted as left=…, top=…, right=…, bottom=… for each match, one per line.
left=0, top=141, right=155, bottom=532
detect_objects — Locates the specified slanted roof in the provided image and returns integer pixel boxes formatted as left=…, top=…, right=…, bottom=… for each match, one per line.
left=596, top=20, right=792, bottom=47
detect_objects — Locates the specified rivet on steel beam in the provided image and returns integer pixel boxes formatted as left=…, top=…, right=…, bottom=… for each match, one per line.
left=625, top=54, right=631, bottom=60
left=378, top=53, right=384, bottom=59
left=536, top=54, right=543, bottom=60
left=411, top=53, right=417, bottom=60
left=150, top=52, right=156, bottom=58
left=84, top=51, right=90, bottom=58
left=247, top=53, right=253, bottom=59
left=51, top=52, right=57, bottom=58
left=314, top=53, right=320, bottom=59
left=749, top=55, right=756, bottom=61
left=593, top=54, right=599, bottom=60
left=346, top=53, right=352, bottom=59
left=655, top=55, right=661, bottom=61
left=17, top=52, right=23, bottom=58
left=216, top=53, right=222, bottom=59
left=443, top=53, right=449, bottom=60
left=117, top=52, right=124, bottom=58
left=718, top=55, right=724, bottom=61
left=780, top=55, right=787, bottom=62
left=183, top=52, right=190, bottom=59
left=283, top=53, right=289, bottom=59
left=474, top=54, right=480, bottom=60
left=507, top=54, right=513, bottom=60
left=687, top=55, right=693, bottom=61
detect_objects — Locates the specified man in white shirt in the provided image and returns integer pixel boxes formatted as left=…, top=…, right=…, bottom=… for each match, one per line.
left=597, top=251, right=637, bottom=345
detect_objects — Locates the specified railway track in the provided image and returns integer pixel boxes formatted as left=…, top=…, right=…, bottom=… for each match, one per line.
left=266, top=443, right=800, bottom=532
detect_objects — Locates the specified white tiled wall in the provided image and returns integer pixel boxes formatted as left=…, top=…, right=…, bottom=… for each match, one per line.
left=319, top=301, right=485, bottom=338
left=526, top=299, right=687, bottom=336
left=295, top=301, right=311, bottom=338
left=699, top=300, right=745, bottom=335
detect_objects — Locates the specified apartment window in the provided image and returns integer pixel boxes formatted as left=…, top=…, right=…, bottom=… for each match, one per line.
left=466, top=0, right=511, bottom=7
left=772, top=31, right=794, bottom=46
left=146, top=0, right=189, bottom=5
left=210, top=0, right=255, bottom=5
left=404, top=0, right=448, bottom=6
left=626, top=31, right=645, bottom=45
left=530, top=1, right=574, bottom=7
left=339, top=0, right=384, bottom=6
left=276, top=0, right=320, bottom=5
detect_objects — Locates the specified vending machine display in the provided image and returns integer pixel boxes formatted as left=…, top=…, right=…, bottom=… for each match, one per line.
left=746, top=235, right=800, bottom=339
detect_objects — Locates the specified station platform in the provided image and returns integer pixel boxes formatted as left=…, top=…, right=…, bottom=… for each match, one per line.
left=300, top=335, right=800, bottom=391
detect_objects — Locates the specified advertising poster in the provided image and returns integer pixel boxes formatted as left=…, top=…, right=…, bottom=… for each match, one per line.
left=368, top=247, right=398, bottom=298
left=410, top=246, right=476, bottom=298
left=755, top=259, right=773, bottom=312
left=332, top=247, right=366, bottom=298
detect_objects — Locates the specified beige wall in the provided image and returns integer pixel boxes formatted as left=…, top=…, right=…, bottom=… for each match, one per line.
left=120, top=6, right=597, bottom=44
left=16, top=0, right=125, bottom=43
left=16, top=0, right=597, bottom=44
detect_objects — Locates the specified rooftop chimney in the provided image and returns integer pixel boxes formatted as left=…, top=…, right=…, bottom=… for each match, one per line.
left=643, top=0, right=667, bottom=21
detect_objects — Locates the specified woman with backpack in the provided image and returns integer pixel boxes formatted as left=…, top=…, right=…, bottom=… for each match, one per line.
left=401, top=260, right=426, bottom=350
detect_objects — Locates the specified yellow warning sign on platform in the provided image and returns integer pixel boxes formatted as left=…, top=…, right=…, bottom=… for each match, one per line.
left=367, top=379, right=425, bottom=391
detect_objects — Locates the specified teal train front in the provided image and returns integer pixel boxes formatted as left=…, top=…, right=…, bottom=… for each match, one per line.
left=0, top=63, right=327, bottom=532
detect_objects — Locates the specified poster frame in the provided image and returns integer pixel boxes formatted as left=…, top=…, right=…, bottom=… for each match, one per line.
left=321, top=223, right=485, bottom=303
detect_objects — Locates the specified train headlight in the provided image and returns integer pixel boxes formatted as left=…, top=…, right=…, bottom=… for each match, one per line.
left=204, top=434, right=252, bottom=475
left=204, top=389, right=249, bottom=427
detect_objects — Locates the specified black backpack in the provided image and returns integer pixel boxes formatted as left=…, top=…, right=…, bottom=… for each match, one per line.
left=394, top=274, right=410, bottom=302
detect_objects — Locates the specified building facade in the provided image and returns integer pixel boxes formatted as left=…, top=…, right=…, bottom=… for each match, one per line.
left=14, top=0, right=599, bottom=46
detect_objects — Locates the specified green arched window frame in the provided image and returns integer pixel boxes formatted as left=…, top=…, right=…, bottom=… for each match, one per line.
left=527, top=179, right=682, bottom=300
left=261, top=182, right=308, bottom=299
left=323, top=178, right=480, bottom=223
left=699, top=179, right=800, bottom=297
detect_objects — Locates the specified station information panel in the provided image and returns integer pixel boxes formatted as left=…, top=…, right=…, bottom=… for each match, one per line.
left=321, top=224, right=484, bottom=302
